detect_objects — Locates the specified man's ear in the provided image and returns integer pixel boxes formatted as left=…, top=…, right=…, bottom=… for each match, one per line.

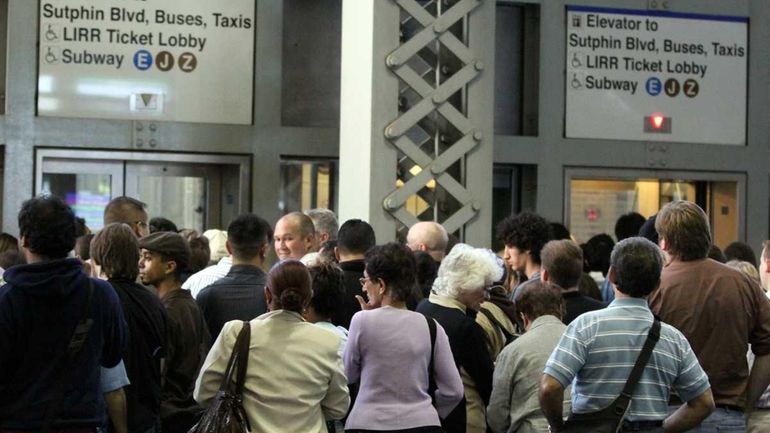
left=19, top=235, right=29, bottom=249
left=541, top=269, right=550, bottom=283
left=225, top=240, right=234, bottom=256
left=607, top=266, right=617, bottom=285
left=334, top=247, right=341, bottom=262
left=264, top=286, right=273, bottom=306
left=658, top=237, right=668, bottom=252
left=164, top=260, right=178, bottom=276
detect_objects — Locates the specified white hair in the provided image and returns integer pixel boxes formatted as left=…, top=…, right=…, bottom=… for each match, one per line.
left=304, top=208, right=339, bottom=240
left=432, top=243, right=503, bottom=298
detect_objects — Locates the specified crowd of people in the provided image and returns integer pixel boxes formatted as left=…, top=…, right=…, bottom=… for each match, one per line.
left=1, top=195, right=769, bottom=433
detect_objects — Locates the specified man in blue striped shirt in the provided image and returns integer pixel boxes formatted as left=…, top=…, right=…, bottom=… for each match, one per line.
left=539, top=237, right=714, bottom=433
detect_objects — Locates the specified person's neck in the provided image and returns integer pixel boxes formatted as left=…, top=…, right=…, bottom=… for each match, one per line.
left=155, top=279, right=182, bottom=299
left=231, top=256, right=264, bottom=269
left=338, top=253, right=365, bottom=263
left=23, top=249, right=57, bottom=265
left=525, top=262, right=541, bottom=279
left=382, top=296, right=407, bottom=309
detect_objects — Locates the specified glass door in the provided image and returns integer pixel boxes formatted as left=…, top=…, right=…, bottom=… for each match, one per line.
left=125, top=162, right=222, bottom=234
left=565, top=168, right=745, bottom=249
left=37, top=158, right=123, bottom=231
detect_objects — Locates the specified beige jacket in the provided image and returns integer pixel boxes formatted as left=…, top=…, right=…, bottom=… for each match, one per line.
left=194, top=310, right=350, bottom=433
left=476, top=301, right=516, bottom=361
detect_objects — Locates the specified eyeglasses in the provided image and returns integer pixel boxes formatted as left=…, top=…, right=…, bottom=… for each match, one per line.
left=359, top=277, right=370, bottom=286
left=135, top=221, right=148, bottom=228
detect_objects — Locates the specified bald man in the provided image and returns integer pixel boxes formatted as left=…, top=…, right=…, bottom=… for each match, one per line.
left=406, top=221, right=449, bottom=262
left=104, top=196, right=150, bottom=238
left=274, top=212, right=316, bottom=260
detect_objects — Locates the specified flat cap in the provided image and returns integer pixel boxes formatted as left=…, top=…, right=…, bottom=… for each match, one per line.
left=139, top=231, right=191, bottom=271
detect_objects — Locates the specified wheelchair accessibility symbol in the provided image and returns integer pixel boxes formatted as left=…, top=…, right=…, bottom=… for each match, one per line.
left=44, top=46, right=59, bottom=64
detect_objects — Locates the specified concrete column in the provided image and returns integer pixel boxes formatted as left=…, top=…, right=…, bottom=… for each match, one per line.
left=338, top=0, right=400, bottom=242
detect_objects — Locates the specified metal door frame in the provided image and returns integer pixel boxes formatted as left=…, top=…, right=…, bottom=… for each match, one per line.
left=35, top=148, right=251, bottom=211
left=564, top=167, right=747, bottom=242
left=36, top=158, right=124, bottom=198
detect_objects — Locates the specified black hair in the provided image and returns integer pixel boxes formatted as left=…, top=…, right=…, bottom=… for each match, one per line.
left=337, top=219, right=376, bottom=255
left=414, top=251, right=438, bottom=299
left=496, top=211, right=553, bottom=265
left=227, top=213, right=272, bottom=261
left=614, top=212, right=646, bottom=241
left=708, top=244, right=726, bottom=263
left=365, top=242, right=417, bottom=302
left=308, top=262, right=345, bottom=319
left=18, top=196, right=77, bottom=259
left=582, top=233, right=615, bottom=276
left=149, top=217, right=178, bottom=233
left=550, top=222, right=571, bottom=241
left=638, top=214, right=659, bottom=245
left=724, top=241, right=757, bottom=268
left=610, top=237, right=663, bottom=298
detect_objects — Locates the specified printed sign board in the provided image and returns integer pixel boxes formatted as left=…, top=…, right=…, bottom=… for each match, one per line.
left=565, top=6, right=748, bottom=145
left=38, top=0, right=255, bottom=124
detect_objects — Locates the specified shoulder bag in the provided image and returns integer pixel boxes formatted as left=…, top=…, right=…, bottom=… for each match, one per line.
left=188, top=321, right=252, bottom=433
left=561, top=318, right=661, bottom=433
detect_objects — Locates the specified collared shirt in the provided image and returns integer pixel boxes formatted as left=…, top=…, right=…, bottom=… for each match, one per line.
left=649, top=258, right=770, bottom=407
left=487, top=315, right=568, bottom=433
left=545, top=297, right=710, bottom=421
left=196, top=264, right=268, bottom=342
left=511, top=272, right=541, bottom=302
left=182, top=257, right=233, bottom=298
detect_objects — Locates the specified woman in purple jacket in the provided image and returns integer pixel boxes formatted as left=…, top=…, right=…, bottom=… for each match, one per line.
left=343, top=242, right=463, bottom=433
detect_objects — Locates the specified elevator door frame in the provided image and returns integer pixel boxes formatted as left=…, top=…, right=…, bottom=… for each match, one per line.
left=563, top=167, right=747, bottom=243
left=35, top=148, right=251, bottom=229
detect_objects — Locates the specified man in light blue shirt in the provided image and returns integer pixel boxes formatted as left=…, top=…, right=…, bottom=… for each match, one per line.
left=539, top=237, right=714, bottom=433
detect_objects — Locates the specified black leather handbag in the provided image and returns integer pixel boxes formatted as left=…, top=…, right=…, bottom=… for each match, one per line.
left=562, top=319, right=661, bottom=433
left=188, top=321, right=252, bottom=433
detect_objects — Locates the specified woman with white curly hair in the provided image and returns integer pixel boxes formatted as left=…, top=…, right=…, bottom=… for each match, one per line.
left=416, top=243, right=504, bottom=433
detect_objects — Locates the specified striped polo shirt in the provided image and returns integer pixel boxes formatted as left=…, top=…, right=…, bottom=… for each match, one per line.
left=544, top=297, right=709, bottom=421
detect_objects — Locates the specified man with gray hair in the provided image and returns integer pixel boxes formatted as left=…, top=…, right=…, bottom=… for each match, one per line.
left=304, top=208, right=339, bottom=245
left=650, top=200, right=770, bottom=431
left=406, top=221, right=449, bottom=263
left=541, top=237, right=714, bottom=433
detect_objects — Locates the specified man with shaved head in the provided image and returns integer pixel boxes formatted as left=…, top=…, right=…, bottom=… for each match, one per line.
left=104, top=196, right=150, bottom=238
left=406, top=221, right=449, bottom=263
left=274, top=212, right=316, bottom=261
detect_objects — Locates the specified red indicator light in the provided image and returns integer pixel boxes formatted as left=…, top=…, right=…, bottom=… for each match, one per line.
left=651, top=113, right=664, bottom=129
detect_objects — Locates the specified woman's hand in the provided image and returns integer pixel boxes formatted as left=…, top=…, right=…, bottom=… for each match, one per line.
left=356, top=295, right=374, bottom=311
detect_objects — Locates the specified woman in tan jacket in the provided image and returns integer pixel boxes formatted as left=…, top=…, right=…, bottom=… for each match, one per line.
left=194, top=260, right=350, bottom=432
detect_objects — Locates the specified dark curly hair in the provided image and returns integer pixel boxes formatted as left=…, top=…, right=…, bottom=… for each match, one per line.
left=308, top=262, right=345, bottom=319
left=496, top=211, right=552, bottom=265
left=364, top=242, right=417, bottom=302
left=18, top=196, right=77, bottom=259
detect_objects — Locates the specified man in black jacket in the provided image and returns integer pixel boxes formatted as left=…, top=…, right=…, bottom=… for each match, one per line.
left=0, top=196, right=127, bottom=431
left=196, top=213, right=272, bottom=342
left=92, top=222, right=167, bottom=433
left=332, top=219, right=376, bottom=329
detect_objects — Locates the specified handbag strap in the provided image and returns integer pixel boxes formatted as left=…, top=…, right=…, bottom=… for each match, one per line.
left=479, top=307, right=516, bottom=346
left=41, top=279, right=95, bottom=433
left=423, top=314, right=437, bottom=398
left=611, top=318, right=661, bottom=415
left=220, top=321, right=251, bottom=394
